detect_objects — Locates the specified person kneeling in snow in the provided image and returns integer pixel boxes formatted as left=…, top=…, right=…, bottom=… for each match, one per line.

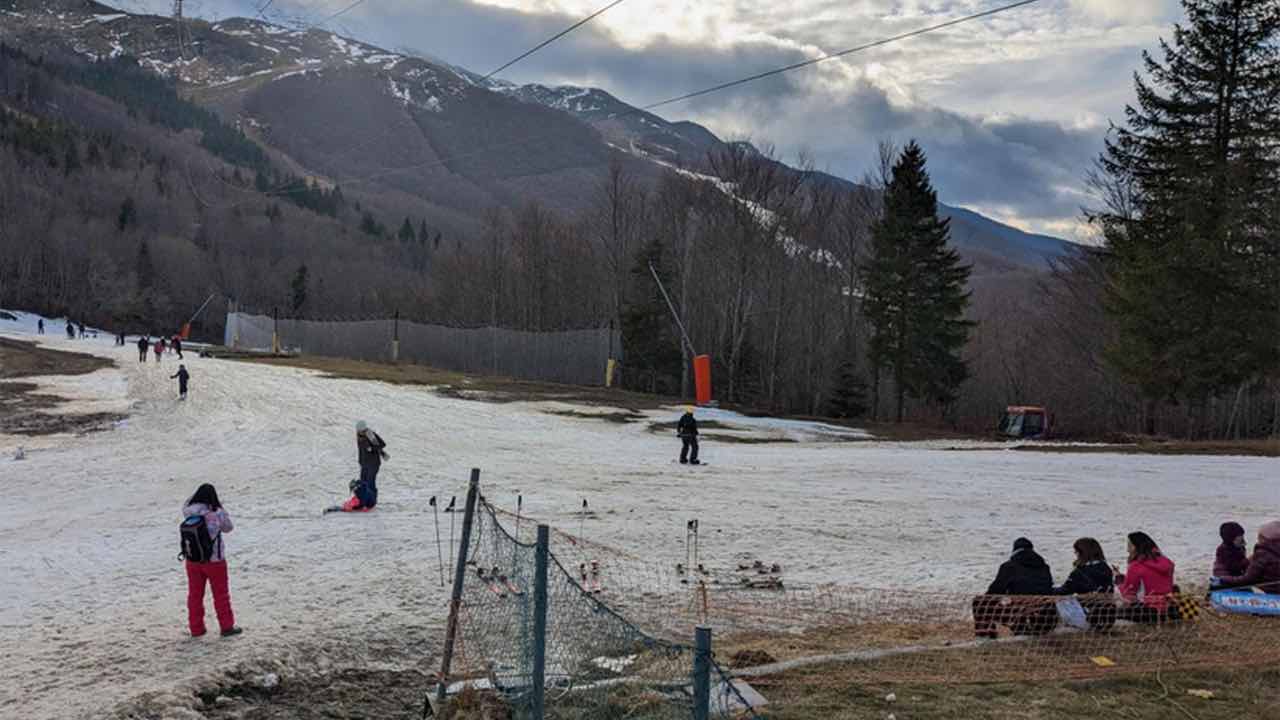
left=340, top=421, right=387, bottom=512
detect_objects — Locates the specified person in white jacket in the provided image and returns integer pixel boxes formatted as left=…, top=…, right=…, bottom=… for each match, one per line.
left=182, top=484, right=242, bottom=637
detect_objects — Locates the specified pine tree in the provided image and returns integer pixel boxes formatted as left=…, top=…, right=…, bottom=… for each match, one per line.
left=827, top=356, right=869, bottom=419
left=862, top=141, right=973, bottom=422
left=135, top=240, right=154, bottom=290
left=621, top=236, right=683, bottom=393
left=1095, top=0, right=1280, bottom=434
left=117, top=196, right=137, bottom=232
left=398, top=217, right=416, bottom=243
left=290, top=264, right=308, bottom=315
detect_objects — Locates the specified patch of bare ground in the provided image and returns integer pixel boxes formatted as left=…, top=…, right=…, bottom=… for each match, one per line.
left=0, top=338, right=123, bottom=436
left=1011, top=438, right=1280, bottom=458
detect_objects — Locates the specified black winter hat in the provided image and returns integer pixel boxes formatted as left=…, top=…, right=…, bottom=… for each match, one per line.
left=1220, top=522, right=1245, bottom=543
left=1012, top=537, right=1034, bottom=552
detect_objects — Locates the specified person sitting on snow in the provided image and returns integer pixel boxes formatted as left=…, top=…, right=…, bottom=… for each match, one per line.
left=973, top=537, right=1056, bottom=638
left=339, top=421, right=388, bottom=512
left=677, top=406, right=700, bottom=465
left=1214, top=521, right=1280, bottom=592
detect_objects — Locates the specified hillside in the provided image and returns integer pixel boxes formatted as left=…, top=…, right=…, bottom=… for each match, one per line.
left=0, top=0, right=1074, bottom=274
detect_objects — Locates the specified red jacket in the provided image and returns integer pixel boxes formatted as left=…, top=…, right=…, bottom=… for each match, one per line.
left=1118, top=554, right=1175, bottom=611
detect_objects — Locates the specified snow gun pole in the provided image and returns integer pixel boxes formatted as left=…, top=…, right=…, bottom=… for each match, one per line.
left=435, top=469, right=480, bottom=708
left=447, top=496, right=456, bottom=569
left=649, top=261, right=695, bottom=356
left=430, top=496, right=444, bottom=588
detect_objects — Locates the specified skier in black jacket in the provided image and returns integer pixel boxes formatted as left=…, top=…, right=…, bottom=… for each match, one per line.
left=973, top=538, right=1056, bottom=638
left=171, top=364, right=190, bottom=399
left=677, top=407, right=699, bottom=465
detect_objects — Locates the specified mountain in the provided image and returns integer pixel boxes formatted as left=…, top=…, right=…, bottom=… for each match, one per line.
left=0, top=0, right=1074, bottom=274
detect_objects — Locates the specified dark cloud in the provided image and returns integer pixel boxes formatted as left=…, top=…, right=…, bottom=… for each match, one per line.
left=162, top=0, right=1112, bottom=230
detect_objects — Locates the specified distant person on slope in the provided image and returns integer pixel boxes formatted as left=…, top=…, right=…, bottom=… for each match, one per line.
left=973, top=538, right=1056, bottom=638
left=1214, top=521, right=1280, bottom=592
left=153, top=338, right=164, bottom=363
left=171, top=364, right=190, bottom=400
left=172, top=334, right=183, bottom=359
left=180, top=484, right=242, bottom=638
left=677, top=406, right=700, bottom=465
left=37, top=318, right=44, bottom=334
left=65, top=321, right=75, bottom=339
left=137, top=336, right=149, bottom=362
left=1115, top=531, right=1177, bottom=623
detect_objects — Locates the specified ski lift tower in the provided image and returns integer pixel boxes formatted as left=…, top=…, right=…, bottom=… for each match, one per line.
left=173, top=0, right=191, bottom=60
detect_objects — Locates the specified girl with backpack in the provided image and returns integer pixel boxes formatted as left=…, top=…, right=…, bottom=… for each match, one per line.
left=180, top=484, right=242, bottom=638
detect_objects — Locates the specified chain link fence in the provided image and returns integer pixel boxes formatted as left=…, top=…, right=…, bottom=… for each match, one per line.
left=224, top=311, right=620, bottom=386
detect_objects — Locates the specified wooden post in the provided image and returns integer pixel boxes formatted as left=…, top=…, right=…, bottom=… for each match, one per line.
left=435, top=469, right=480, bottom=705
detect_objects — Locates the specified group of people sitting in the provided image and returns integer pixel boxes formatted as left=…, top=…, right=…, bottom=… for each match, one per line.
left=973, top=520, right=1280, bottom=638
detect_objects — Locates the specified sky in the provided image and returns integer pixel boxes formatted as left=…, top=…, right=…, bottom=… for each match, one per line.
left=145, top=0, right=1184, bottom=239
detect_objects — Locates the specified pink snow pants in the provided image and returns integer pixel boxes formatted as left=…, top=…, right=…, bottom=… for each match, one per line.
left=185, top=560, right=235, bottom=635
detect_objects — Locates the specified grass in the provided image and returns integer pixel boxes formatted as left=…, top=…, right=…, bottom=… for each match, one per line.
left=1013, top=438, right=1280, bottom=458
left=752, top=666, right=1280, bottom=719
left=232, top=354, right=675, bottom=409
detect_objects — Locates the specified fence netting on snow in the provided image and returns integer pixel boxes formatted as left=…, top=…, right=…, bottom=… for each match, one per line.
left=223, top=311, right=618, bottom=385
left=444, top=501, right=761, bottom=719
left=442, top=499, right=1280, bottom=717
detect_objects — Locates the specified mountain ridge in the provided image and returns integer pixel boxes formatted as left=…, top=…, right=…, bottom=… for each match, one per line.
left=0, top=0, right=1075, bottom=273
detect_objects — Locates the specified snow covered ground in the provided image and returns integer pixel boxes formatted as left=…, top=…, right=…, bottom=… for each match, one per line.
left=1, top=310, right=1277, bottom=718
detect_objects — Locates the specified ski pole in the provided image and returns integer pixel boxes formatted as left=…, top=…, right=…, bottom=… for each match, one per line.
left=430, top=496, right=444, bottom=587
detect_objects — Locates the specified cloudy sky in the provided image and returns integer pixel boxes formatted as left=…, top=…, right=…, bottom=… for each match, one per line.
left=154, top=0, right=1183, bottom=239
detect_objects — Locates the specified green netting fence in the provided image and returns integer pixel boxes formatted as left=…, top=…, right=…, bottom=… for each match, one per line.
left=427, top=472, right=760, bottom=720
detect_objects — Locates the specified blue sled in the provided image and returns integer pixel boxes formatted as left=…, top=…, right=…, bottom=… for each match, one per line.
left=1210, top=589, right=1280, bottom=617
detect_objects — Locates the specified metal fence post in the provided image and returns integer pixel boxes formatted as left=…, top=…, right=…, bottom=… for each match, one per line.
left=531, top=524, right=550, bottom=720
left=434, top=469, right=480, bottom=706
left=693, top=626, right=712, bottom=720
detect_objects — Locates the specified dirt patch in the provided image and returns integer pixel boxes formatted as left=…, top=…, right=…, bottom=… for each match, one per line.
left=546, top=409, right=647, bottom=424
left=751, top=666, right=1280, bottom=719
left=193, top=667, right=431, bottom=720
left=231, top=354, right=676, bottom=410
left=1011, top=439, right=1280, bottom=458
left=0, top=338, right=123, bottom=436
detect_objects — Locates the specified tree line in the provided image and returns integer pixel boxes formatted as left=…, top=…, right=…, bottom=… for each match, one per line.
left=2, top=1, right=1278, bottom=439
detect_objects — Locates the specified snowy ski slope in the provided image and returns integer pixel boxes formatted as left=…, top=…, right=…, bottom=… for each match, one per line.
left=0, top=311, right=1276, bottom=718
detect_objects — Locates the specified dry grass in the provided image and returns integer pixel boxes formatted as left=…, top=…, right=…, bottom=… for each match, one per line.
left=231, top=354, right=674, bottom=410
left=1013, top=438, right=1280, bottom=458
left=0, top=338, right=123, bottom=436
left=752, top=666, right=1280, bottom=719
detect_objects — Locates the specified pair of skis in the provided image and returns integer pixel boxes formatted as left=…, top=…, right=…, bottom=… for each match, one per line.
left=477, top=566, right=524, bottom=598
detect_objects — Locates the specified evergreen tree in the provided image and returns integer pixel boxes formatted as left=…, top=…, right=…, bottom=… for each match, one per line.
left=620, top=236, right=683, bottom=393
left=1095, top=0, right=1280, bottom=435
left=117, top=196, right=137, bottom=232
left=419, top=220, right=429, bottom=245
left=827, top=356, right=869, bottom=419
left=63, top=142, right=81, bottom=176
left=862, top=141, right=973, bottom=422
left=290, top=264, right=308, bottom=315
left=135, top=239, right=154, bottom=290
left=398, top=217, right=416, bottom=243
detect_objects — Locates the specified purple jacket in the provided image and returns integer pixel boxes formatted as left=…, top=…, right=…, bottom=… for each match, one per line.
left=183, top=502, right=233, bottom=561
left=1213, top=543, right=1249, bottom=578
left=1219, top=540, right=1280, bottom=591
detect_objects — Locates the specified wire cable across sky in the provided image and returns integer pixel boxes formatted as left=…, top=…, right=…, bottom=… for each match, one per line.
left=318, top=0, right=1046, bottom=190
left=482, top=0, right=630, bottom=81
left=641, top=0, right=1044, bottom=111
